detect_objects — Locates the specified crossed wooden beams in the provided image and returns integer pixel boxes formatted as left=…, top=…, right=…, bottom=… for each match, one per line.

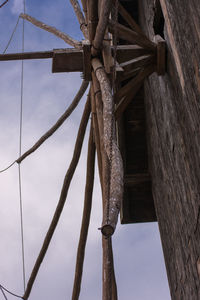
left=0, top=2, right=166, bottom=299
left=0, top=35, right=165, bottom=120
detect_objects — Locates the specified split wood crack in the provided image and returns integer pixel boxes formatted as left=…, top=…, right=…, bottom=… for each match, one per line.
left=0, top=1, right=166, bottom=300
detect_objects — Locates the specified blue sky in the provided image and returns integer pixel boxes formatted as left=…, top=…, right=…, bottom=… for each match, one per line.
left=0, top=1, right=170, bottom=299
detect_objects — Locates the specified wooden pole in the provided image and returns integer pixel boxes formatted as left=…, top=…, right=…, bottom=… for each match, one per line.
left=23, top=95, right=91, bottom=300
left=20, top=13, right=82, bottom=49
left=91, top=0, right=112, bottom=56
left=70, top=0, right=88, bottom=39
left=71, top=121, right=96, bottom=300
left=92, top=58, right=123, bottom=237
left=17, top=80, right=89, bottom=164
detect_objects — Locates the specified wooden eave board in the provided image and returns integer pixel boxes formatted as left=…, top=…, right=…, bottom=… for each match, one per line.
left=118, top=0, right=156, bottom=224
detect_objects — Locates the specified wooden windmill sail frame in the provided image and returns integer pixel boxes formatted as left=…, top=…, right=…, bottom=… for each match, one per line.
left=0, top=1, right=166, bottom=299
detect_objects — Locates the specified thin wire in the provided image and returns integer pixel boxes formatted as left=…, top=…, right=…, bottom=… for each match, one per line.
left=18, top=0, right=26, bottom=293
left=0, top=161, right=16, bottom=173
left=0, top=285, right=22, bottom=299
left=0, top=0, right=9, bottom=9
left=3, top=16, right=20, bottom=54
left=0, top=286, right=7, bottom=300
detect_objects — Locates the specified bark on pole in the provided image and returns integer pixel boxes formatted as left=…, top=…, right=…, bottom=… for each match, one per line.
left=92, top=58, right=123, bottom=237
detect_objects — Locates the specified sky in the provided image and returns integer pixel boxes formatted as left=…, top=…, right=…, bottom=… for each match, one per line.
left=0, top=1, right=170, bottom=299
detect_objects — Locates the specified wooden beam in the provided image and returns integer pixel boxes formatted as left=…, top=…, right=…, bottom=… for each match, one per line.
left=115, top=45, right=152, bottom=63
left=154, top=35, right=166, bottom=75
left=115, top=64, right=155, bottom=119
left=82, top=42, right=91, bottom=80
left=52, top=48, right=83, bottom=73
left=124, top=174, right=151, bottom=187
left=117, top=2, right=146, bottom=37
left=119, top=55, right=155, bottom=72
left=0, top=50, right=54, bottom=61
left=108, top=20, right=156, bottom=51
left=115, top=64, right=155, bottom=104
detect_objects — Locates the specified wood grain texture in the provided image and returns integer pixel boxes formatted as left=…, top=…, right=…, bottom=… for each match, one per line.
left=139, top=0, right=200, bottom=298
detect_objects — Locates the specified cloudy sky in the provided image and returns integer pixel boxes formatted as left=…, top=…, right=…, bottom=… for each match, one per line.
left=0, top=1, right=170, bottom=299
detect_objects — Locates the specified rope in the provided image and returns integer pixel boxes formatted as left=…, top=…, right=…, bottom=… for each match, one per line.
left=18, top=0, right=26, bottom=293
left=0, top=285, right=22, bottom=299
left=0, top=161, right=16, bottom=173
left=0, top=286, right=7, bottom=300
left=3, top=17, right=20, bottom=54
left=0, top=0, right=9, bottom=9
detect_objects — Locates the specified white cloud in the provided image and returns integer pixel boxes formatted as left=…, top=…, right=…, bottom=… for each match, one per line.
left=11, top=0, right=23, bottom=15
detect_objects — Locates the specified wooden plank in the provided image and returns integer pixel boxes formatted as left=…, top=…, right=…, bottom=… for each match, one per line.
left=108, top=20, right=156, bottom=51
left=115, top=45, right=151, bottom=63
left=139, top=0, right=200, bottom=298
left=52, top=48, right=83, bottom=73
left=119, top=54, right=155, bottom=72
left=154, top=34, right=166, bottom=75
left=0, top=50, right=53, bottom=61
left=124, top=174, right=150, bottom=186
left=102, top=31, right=112, bottom=74
left=118, top=2, right=148, bottom=37
left=82, top=42, right=91, bottom=80
left=115, top=64, right=155, bottom=104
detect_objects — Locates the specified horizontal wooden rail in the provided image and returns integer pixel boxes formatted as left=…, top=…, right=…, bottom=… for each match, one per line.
left=0, top=50, right=54, bottom=61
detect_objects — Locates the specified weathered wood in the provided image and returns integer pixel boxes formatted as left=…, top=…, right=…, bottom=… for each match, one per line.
left=92, top=58, right=123, bottom=236
left=17, top=80, right=89, bottom=164
left=23, top=95, right=91, bottom=300
left=119, top=55, right=155, bottom=72
left=91, top=83, right=103, bottom=186
left=117, top=1, right=147, bottom=37
left=88, top=0, right=98, bottom=43
left=82, top=42, right=91, bottom=80
left=102, top=31, right=113, bottom=74
left=71, top=122, right=95, bottom=300
left=108, top=20, right=156, bottom=51
left=154, top=34, right=166, bottom=75
left=70, top=0, right=88, bottom=39
left=20, top=13, right=82, bottom=49
left=115, top=45, right=151, bottom=64
left=52, top=48, right=83, bottom=73
left=91, top=0, right=112, bottom=56
left=0, top=50, right=53, bottom=61
left=139, top=0, right=200, bottom=298
left=115, top=64, right=155, bottom=115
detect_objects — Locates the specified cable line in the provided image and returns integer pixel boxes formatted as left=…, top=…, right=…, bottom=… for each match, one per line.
left=18, top=0, right=26, bottom=293
left=3, top=16, right=20, bottom=54
left=0, top=284, right=22, bottom=299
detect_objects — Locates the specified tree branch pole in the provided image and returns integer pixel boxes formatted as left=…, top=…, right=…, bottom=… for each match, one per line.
left=91, top=84, right=103, bottom=186
left=80, top=0, right=87, bottom=20
left=70, top=0, right=88, bottom=39
left=92, top=58, right=123, bottom=237
left=20, top=13, right=82, bottom=49
left=92, top=71, right=118, bottom=300
left=23, top=95, right=91, bottom=300
left=91, top=0, right=112, bottom=56
left=16, top=80, right=89, bottom=164
left=71, top=121, right=96, bottom=300
left=87, top=0, right=99, bottom=43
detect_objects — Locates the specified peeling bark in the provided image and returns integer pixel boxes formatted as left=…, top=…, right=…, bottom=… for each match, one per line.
left=92, top=58, right=123, bottom=236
